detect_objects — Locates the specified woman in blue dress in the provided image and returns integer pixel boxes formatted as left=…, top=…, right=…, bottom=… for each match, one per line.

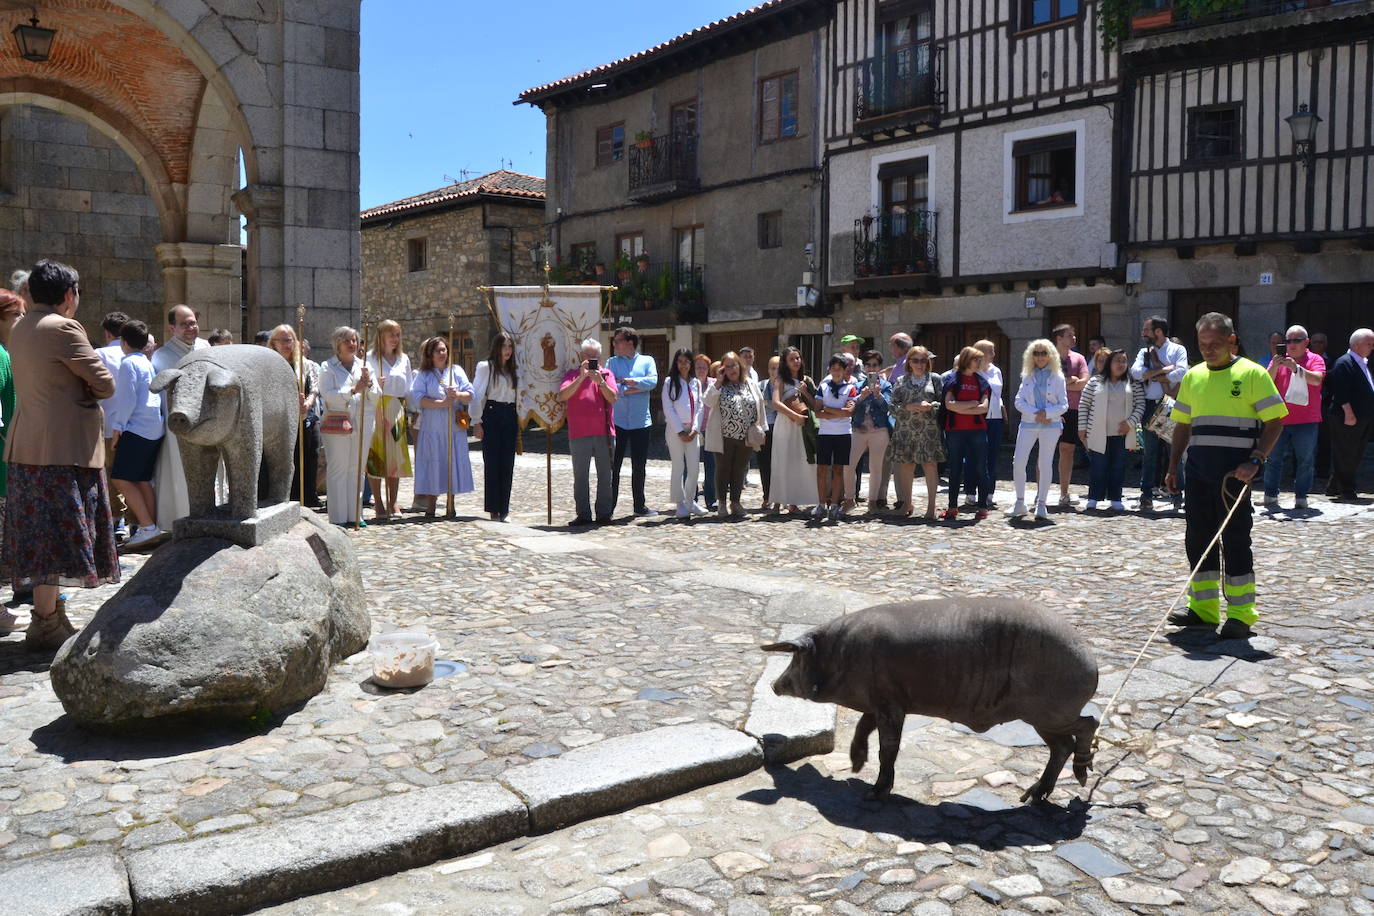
left=408, top=336, right=474, bottom=517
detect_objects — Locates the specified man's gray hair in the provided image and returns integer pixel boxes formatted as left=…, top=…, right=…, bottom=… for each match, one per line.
left=890, top=332, right=913, bottom=349
left=580, top=337, right=603, bottom=356
left=1195, top=312, right=1234, bottom=337
left=842, top=352, right=858, bottom=367
left=1350, top=329, right=1374, bottom=347
left=1286, top=324, right=1308, bottom=339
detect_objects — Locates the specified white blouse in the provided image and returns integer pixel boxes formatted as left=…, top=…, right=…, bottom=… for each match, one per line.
left=366, top=351, right=412, bottom=399
left=320, top=356, right=380, bottom=420
left=471, top=360, right=516, bottom=420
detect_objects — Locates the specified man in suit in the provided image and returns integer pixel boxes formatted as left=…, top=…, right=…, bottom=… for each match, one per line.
left=1325, top=328, right=1374, bottom=500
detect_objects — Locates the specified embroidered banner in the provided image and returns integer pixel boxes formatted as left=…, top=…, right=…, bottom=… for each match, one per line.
left=490, top=286, right=605, bottom=433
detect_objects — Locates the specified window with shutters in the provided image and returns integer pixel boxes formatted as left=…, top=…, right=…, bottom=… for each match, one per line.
left=407, top=237, right=427, bottom=273
left=757, top=211, right=782, bottom=249
left=595, top=122, right=625, bottom=167
left=1012, top=132, right=1076, bottom=211
left=1187, top=104, right=1242, bottom=162
left=759, top=71, right=799, bottom=144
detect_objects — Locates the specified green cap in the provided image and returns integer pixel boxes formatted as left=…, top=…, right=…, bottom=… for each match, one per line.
left=839, top=334, right=863, bottom=345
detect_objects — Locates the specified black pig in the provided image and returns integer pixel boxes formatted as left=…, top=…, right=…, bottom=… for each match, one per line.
left=763, top=598, right=1099, bottom=803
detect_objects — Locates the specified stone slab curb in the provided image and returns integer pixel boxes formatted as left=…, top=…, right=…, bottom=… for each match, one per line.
left=744, top=625, right=837, bottom=764
left=125, top=781, right=526, bottom=916
left=502, top=722, right=764, bottom=831
left=0, top=847, right=132, bottom=916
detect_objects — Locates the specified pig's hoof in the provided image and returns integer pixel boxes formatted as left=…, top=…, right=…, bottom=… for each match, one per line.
left=1073, top=764, right=1090, bottom=787
left=864, top=786, right=890, bottom=802
left=1019, top=783, right=1051, bottom=804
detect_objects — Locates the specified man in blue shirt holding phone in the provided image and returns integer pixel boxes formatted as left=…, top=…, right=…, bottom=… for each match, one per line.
left=606, top=328, right=659, bottom=516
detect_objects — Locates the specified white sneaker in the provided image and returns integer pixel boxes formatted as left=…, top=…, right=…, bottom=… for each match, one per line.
left=676, top=503, right=690, bottom=518
left=1294, top=497, right=1309, bottom=509
left=124, top=525, right=161, bottom=548
left=0, top=607, right=31, bottom=633
left=1110, top=500, right=1125, bottom=511
left=1085, top=499, right=1098, bottom=510
left=1034, top=504, right=1050, bottom=521
left=1009, top=501, right=1028, bottom=518
left=689, top=501, right=709, bottom=516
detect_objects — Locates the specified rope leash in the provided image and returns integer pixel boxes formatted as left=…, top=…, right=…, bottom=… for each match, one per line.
left=1090, top=473, right=1253, bottom=756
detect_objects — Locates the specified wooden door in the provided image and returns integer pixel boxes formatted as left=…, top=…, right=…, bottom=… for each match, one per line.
left=1172, top=288, right=1238, bottom=363
left=703, top=329, right=779, bottom=363
left=1288, top=284, right=1371, bottom=364
left=915, top=322, right=1011, bottom=437
left=1046, top=304, right=1101, bottom=350
left=640, top=334, right=671, bottom=424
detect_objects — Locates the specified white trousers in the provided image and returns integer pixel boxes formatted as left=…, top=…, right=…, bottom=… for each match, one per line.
left=1013, top=425, right=1060, bottom=506
left=665, top=429, right=701, bottom=507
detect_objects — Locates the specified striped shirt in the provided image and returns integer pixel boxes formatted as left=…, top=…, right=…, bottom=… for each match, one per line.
left=1171, top=357, right=1287, bottom=481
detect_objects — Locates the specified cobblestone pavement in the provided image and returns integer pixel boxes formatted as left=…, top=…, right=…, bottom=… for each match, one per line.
left=4, top=449, right=1374, bottom=916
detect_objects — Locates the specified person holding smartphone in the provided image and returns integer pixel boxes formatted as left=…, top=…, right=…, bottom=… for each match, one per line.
left=846, top=350, right=891, bottom=513
left=558, top=338, right=618, bottom=525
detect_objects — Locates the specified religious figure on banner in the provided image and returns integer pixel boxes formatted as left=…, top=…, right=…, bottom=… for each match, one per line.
left=490, top=286, right=604, bottom=433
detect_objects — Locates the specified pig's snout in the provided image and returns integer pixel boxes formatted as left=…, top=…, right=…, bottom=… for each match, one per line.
left=167, top=412, right=194, bottom=434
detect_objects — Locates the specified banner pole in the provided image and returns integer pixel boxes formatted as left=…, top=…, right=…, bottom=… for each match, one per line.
left=296, top=304, right=306, bottom=508
left=546, top=428, right=553, bottom=526
left=446, top=312, right=456, bottom=520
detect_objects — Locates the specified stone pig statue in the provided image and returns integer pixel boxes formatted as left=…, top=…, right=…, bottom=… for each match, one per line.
left=764, top=598, right=1099, bottom=804
left=150, top=344, right=300, bottom=520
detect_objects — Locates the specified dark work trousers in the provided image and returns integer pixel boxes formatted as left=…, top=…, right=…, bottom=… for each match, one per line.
left=1184, top=473, right=1253, bottom=597
left=964, top=417, right=1004, bottom=507
left=1327, top=415, right=1374, bottom=497
left=480, top=401, right=517, bottom=516
left=759, top=426, right=774, bottom=503
left=612, top=424, right=652, bottom=513
left=714, top=437, right=753, bottom=506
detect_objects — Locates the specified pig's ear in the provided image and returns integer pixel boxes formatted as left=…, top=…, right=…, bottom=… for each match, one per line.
left=761, top=635, right=813, bottom=654
left=149, top=369, right=181, bottom=394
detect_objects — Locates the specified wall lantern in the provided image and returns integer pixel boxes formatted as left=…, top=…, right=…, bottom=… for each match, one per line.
left=528, top=242, right=552, bottom=270
left=12, top=11, right=55, bottom=63
left=1284, top=103, right=1322, bottom=167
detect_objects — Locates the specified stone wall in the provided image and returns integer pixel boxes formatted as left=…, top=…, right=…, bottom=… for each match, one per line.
left=0, top=105, right=165, bottom=339
left=360, top=200, right=545, bottom=372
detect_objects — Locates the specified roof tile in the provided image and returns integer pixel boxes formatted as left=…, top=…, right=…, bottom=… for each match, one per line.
left=361, top=170, right=545, bottom=220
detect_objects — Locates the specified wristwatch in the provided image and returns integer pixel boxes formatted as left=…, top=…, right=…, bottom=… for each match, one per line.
left=1248, top=452, right=1266, bottom=467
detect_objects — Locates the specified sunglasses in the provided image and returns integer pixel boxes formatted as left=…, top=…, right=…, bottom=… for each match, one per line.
left=909, top=358, right=928, bottom=364
left=1285, top=337, right=1307, bottom=344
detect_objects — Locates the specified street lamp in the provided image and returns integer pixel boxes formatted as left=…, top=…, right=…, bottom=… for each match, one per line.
left=528, top=242, right=552, bottom=270
left=12, top=10, right=55, bottom=63
left=1284, top=103, right=1322, bottom=168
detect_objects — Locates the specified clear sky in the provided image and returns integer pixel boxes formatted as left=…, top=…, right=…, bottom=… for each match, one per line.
left=359, top=0, right=754, bottom=209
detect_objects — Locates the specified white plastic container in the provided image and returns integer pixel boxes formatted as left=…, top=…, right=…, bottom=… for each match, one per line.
left=369, top=631, right=439, bottom=688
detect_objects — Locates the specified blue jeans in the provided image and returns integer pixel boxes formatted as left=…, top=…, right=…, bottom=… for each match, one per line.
left=1139, top=398, right=1162, bottom=498
left=963, top=418, right=1004, bottom=506
left=1263, top=422, right=1319, bottom=499
left=1088, top=436, right=1127, bottom=502
left=946, top=428, right=988, bottom=508
left=693, top=449, right=717, bottom=508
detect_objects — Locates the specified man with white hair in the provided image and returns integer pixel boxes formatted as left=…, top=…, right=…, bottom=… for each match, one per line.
left=1262, top=325, right=1324, bottom=509
left=1324, top=328, right=1374, bottom=501
left=557, top=338, right=618, bottom=525
left=150, top=304, right=208, bottom=530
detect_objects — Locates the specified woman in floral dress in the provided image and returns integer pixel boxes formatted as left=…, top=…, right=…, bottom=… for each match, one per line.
left=887, top=346, right=946, bottom=519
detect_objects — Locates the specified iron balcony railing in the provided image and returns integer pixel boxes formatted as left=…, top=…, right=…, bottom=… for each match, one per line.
left=627, top=132, right=699, bottom=197
left=853, top=211, right=938, bottom=280
left=855, top=46, right=942, bottom=124
left=609, top=261, right=707, bottom=321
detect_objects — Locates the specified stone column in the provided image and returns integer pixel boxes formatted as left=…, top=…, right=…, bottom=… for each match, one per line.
left=232, top=183, right=284, bottom=342
left=156, top=241, right=243, bottom=335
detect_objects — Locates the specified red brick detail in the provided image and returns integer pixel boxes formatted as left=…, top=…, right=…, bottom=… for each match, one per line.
left=0, top=1, right=207, bottom=184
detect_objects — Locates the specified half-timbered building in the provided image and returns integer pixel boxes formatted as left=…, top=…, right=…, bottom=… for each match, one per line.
left=516, top=0, right=833, bottom=367
left=1119, top=0, right=1374, bottom=359
left=821, top=0, right=1128, bottom=375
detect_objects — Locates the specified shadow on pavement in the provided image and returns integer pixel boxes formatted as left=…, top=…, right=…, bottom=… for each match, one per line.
left=28, top=713, right=267, bottom=764
left=738, top=762, right=1091, bottom=850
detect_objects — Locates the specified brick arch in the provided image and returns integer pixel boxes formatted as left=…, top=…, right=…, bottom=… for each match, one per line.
left=0, top=82, right=179, bottom=238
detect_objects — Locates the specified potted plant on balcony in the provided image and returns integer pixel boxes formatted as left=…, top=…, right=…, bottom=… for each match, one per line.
left=594, top=262, right=606, bottom=278
left=613, top=252, right=634, bottom=282
left=655, top=266, right=673, bottom=303
left=635, top=251, right=652, bottom=273
left=634, top=130, right=654, bottom=150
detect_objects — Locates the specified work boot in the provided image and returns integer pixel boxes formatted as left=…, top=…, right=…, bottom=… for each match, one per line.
left=1218, top=618, right=1253, bottom=640
left=1167, top=609, right=1215, bottom=629
left=24, top=600, right=77, bottom=651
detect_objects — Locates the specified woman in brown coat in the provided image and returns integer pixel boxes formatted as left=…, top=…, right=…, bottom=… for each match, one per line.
left=1, top=260, right=119, bottom=649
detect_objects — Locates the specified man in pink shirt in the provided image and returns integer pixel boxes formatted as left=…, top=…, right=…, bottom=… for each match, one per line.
left=558, top=338, right=618, bottom=525
left=1054, top=324, right=1090, bottom=507
left=1262, top=325, right=1325, bottom=509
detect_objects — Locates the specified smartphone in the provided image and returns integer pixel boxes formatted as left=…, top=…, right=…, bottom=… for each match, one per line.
left=1275, top=343, right=1287, bottom=359
left=587, top=358, right=599, bottom=371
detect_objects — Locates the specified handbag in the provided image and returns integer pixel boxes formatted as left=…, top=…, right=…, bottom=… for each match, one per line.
left=747, top=422, right=767, bottom=449
left=1145, top=395, right=1177, bottom=441
left=320, top=409, right=353, bottom=436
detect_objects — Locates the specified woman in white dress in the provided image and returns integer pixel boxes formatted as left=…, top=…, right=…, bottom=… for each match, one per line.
left=408, top=336, right=474, bottom=517
left=320, top=326, right=379, bottom=526
left=365, top=319, right=413, bottom=521
left=768, top=346, right=818, bottom=513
